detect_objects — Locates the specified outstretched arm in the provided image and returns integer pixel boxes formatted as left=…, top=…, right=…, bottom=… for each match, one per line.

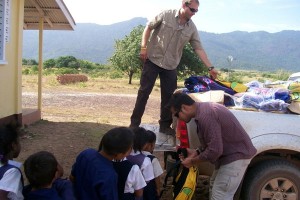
left=194, top=49, right=218, bottom=79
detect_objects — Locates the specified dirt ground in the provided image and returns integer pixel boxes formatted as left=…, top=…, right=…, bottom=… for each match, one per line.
left=18, top=77, right=209, bottom=199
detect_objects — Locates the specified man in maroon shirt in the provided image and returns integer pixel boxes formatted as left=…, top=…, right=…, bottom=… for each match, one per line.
left=167, top=92, right=257, bottom=200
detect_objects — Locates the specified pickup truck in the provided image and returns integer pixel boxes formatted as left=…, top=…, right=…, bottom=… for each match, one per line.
left=145, top=97, right=300, bottom=200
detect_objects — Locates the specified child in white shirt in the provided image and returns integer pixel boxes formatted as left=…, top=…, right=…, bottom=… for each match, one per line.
left=113, top=158, right=146, bottom=200
left=0, top=124, right=23, bottom=200
left=142, top=130, right=163, bottom=200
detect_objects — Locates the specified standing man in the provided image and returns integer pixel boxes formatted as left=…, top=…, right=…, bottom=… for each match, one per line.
left=130, top=0, right=218, bottom=135
left=167, top=92, right=257, bottom=199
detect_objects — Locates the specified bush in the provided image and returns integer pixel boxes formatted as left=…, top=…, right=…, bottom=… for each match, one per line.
left=56, top=74, right=88, bottom=85
left=54, top=68, right=79, bottom=75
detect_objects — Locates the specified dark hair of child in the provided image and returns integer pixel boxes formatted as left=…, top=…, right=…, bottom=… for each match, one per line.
left=146, top=130, right=156, bottom=144
left=24, top=151, right=58, bottom=189
left=98, top=127, right=134, bottom=155
left=131, top=127, right=149, bottom=153
left=0, top=124, right=21, bottom=165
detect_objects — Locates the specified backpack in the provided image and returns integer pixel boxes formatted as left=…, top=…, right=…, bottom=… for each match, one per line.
left=184, top=75, right=236, bottom=95
left=160, top=148, right=198, bottom=200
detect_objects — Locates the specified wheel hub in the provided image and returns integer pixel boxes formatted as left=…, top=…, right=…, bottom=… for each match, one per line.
left=272, top=192, right=283, bottom=200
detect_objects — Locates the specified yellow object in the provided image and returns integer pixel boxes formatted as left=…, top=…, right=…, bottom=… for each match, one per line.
left=288, top=82, right=300, bottom=93
left=218, top=80, right=248, bottom=93
left=174, top=166, right=198, bottom=200
left=290, top=92, right=300, bottom=102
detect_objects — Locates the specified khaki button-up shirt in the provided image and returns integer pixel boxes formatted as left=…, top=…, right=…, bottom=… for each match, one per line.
left=147, top=9, right=203, bottom=70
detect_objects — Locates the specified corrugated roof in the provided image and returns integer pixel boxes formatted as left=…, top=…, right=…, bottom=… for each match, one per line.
left=24, top=0, right=76, bottom=30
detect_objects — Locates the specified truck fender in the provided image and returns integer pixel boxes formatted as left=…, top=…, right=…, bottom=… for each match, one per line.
left=251, top=133, right=300, bottom=154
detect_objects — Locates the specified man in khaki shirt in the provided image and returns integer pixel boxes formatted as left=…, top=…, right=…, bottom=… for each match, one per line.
left=130, top=0, right=218, bottom=135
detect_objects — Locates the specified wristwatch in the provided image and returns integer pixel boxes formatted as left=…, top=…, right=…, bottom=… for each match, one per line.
left=208, top=66, right=215, bottom=71
left=195, top=148, right=201, bottom=155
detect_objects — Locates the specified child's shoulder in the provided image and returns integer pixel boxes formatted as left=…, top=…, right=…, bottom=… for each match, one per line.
left=80, top=148, right=97, bottom=154
left=127, top=152, right=147, bottom=167
left=0, top=162, right=22, bottom=179
left=77, top=148, right=100, bottom=159
left=142, top=151, right=157, bottom=161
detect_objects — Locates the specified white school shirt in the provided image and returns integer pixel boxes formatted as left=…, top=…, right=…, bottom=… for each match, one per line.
left=142, top=151, right=164, bottom=178
left=0, top=160, right=24, bottom=200
left=124, top=163, right=147, bottom=193
left=129, top=151, right=154, bottom=182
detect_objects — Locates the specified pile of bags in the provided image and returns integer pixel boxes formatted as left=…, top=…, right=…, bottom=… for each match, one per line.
left=182, top=75, right=300, bottom=114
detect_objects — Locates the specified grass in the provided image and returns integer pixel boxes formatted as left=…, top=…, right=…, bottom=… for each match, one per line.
left=22, top=68, right=293, bottom=95
left=22, top=75, right=162, bottom=95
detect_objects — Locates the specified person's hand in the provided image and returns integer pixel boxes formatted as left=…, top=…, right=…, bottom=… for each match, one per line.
left=140, top=48, right=148, bottom=62
left=209, top=68, right=218, bottom=79
left=186, top=148, right=198, bottom=157
left=140, top=48, right=147, bottom=62
left=179, top=148, right=199, bottom=168
left=181, top=157, right=194, bottom=168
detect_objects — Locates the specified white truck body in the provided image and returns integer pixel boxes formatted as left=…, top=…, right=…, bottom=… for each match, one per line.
left=187, top=109, right=300, bottom=153
left=145, top=107, right=300, bottom=200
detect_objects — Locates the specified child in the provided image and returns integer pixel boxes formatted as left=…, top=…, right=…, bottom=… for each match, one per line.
left=23, top=151, right=75, bottom=200
left=0, top=124, right=23, bottom=200
left=142, top=130, right=163, bottom=200
left=70, top=127, right=134, bottom=200
left=113, top=157, right=146, bottom=200
left=127, top=127, right=155, bottom=199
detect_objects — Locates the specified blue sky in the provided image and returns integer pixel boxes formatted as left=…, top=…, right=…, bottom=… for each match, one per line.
left=63, top=0, right=300, bottom=33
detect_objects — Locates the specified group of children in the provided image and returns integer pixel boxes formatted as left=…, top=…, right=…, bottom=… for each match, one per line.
left=0, top=124, right=163, bottom=200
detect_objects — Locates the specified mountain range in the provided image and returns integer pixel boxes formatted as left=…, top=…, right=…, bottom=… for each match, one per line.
left=22, top=17, right=300, bottom=72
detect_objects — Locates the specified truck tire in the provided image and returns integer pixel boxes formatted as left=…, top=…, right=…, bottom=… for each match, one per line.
left=242, top=159, right=300, bottom=200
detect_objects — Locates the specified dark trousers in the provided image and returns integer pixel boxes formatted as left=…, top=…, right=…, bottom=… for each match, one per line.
left=130, top=60, right=177, bottom=128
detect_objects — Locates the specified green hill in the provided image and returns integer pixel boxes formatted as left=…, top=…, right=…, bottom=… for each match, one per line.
left=23, top=17, right=300, bottom=72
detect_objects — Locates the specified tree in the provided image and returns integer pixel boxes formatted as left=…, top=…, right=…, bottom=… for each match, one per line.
left=177, top=44, right=206, bottom=78
left=110, top=25, right=144, bottom=84
left=43, top=59, right=56, bottom=68
left=22, top=58, right=38, bottom=66
left=56, top=56, right=79, bottom=69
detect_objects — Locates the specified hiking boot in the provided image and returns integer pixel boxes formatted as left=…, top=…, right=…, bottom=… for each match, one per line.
left=159, top=127, right=175, bottom=136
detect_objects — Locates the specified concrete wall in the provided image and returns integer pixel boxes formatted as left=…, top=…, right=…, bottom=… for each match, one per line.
left=0, top=0, right=24, bottom=125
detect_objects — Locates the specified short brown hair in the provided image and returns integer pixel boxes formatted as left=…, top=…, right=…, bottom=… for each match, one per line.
left=184, top=0, right=199, bottom=5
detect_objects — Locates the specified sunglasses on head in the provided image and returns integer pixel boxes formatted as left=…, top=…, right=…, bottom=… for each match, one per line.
left=186, top=5, right=198, bottom=13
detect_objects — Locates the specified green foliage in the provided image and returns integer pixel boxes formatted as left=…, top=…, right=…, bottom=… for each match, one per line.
left=109, top=25, right=144, bottom=84
left=43, top=59, right=56, bottom=68
left=227, top=75, right=243, bottom=83
left=31, top=65, right=39, bottom=74
left=177, top=44, right=206, bottom=78
left=273, top=69, right=290, bottom=81
left=220, top=68, right=234, bottom=73
left=22, top=58, right=38, bottom=65
left=56, top=56, right=80, bottom=68
left=78, top=60, right=95, bottom=69
left=22, top=54, right=294, bottom=85
left=22, top=68, right=30, bottom=75
left=54, top=67, right=79, bottom=75
left=22, top=65, right=39, bottom=75
left=109, top=71, right=123, bottom=79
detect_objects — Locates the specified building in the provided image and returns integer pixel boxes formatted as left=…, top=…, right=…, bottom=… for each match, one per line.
left=0, top=0, right=75, bottom=126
